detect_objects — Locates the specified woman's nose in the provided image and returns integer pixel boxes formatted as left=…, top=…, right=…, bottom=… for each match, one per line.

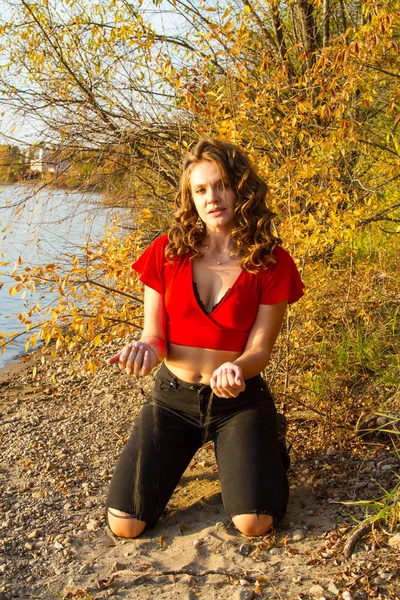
left=207, top=186, right=220, bottom=203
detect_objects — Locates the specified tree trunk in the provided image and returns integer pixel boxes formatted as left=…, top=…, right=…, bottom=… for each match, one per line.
left=297, top=0, right=319, bottom=65
left=270, top=1, right=295, bottom=80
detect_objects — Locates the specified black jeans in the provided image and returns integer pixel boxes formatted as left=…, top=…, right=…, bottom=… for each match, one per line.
left=106, top=363, right=289, bottom=528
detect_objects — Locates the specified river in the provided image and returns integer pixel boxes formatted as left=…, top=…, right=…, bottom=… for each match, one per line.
left=0, top=184, right=122, bottom=369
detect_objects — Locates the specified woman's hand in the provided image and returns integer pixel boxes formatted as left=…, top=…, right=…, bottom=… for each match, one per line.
left=210, top=362, right=246, bottom=398
left=107, top=342, right=158, bottom=377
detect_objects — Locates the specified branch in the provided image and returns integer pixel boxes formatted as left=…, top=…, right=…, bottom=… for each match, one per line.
left=353, top=61, right=400, bottom=80
left=241, top=0, right=277, bottom=51
left=343, top=522, right=374, bottom=559
left=358, top=201, right=400, bottom=225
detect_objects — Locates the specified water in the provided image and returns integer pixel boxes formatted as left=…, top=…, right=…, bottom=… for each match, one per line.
left=0, top=184, right=122, bottom=368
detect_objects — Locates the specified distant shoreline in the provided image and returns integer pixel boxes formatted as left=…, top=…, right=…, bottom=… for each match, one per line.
left=0, top=179, right=105, bottom=194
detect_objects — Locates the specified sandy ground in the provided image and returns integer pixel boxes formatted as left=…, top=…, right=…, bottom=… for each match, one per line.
left=0, top=348, right=399, bottom=600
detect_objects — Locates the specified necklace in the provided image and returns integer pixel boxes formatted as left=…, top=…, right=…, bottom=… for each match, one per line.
left=204, top=245, right=234, bottom=265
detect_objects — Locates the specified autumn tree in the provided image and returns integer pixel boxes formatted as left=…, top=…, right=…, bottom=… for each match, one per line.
left=0, top=0, right=398, bottom=374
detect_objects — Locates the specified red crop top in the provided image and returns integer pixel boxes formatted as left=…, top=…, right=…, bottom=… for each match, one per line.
left=132, top=235, right=304, bottom=352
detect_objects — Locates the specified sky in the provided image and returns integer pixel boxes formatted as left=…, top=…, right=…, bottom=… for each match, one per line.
left=0, top=0, right=187, bottom=146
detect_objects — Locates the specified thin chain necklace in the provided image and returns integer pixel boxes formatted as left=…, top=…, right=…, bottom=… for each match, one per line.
left=204, top=245, right=234, bottom=265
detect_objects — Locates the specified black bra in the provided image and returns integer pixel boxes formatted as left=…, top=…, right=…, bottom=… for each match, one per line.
left=193, top=281, right=231, bottom=315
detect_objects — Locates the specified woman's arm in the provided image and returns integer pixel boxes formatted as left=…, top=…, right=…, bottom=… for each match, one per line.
left=107, top=285, right=167, bottom=376
left=210, top=300, right=288, bottom=397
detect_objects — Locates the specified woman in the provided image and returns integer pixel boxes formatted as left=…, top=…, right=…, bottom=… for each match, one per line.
left=106, top=138, right=304, bottom=539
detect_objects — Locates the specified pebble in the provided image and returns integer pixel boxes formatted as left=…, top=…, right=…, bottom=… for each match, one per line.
left=292, top=529, right=306, bottom=541
left=235, top=590, right=254, bottom=600
left=328, top=581, right=340, bottom=594
left=24, top=542, right=35, bottom=551
left=239, top=579, right=250, bottom=586
left=192, top=538, right=203, bottom=549
left=27, top=529, right=41, bottom=539
left=376, top=417, right=388, bottom=426
left=342, top=592, right=353, bottom=600
left=388, top=534, right=400, bottom=548
left=78, top=564, right=92, bottom=574
left=112, top=561, right=127, bottom=571
left=309, top=584, right=325, bottom=595
left=381, top=464, right=393, bottom=472
left=181, top=574, right=193, bottom=585
left=86, top=519, right=99, bottom=532
left=152, top=575, right=169, bottom=584
left=269, top=547, right=282, bottom=555
left=327, top=447, right=338, bottom=456
left=239, top=543, right=252, bottom=556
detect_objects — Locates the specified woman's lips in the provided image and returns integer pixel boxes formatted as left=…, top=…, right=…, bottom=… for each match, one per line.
left=208, top=208, right=226, bottom=215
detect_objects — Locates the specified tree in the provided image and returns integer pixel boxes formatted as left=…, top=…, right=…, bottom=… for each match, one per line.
left=0, top=0, right=399, bottom=368
left=0, top=144, right=27, bottom=181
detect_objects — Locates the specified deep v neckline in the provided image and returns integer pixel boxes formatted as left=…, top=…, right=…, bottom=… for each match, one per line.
left=190, top=258, right=244, bottom=317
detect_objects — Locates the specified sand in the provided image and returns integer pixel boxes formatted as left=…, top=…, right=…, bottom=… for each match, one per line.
left=0, top=348, right=399, bottom=599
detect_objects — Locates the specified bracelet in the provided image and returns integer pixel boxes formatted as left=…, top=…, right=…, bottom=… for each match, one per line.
left=133, top=341, right=159, bottom=363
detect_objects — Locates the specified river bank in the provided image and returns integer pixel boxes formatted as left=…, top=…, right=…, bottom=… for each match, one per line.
left=1, top=345, right=399, bottom=600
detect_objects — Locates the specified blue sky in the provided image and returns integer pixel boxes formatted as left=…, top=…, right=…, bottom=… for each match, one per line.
left=0, top=0, right=187, bottom=146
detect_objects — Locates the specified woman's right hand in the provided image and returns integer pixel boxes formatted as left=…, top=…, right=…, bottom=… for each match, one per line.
left=107, top=342, right=158, bottom=377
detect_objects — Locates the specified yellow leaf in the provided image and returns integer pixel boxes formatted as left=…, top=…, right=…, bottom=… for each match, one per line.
left=93, top=334, right=102, bottom=348
left=32, top=366, right=37, bottom=381
left=88, top=360, right=97, bottom=375
left=140, top=209, right=153, bottom=219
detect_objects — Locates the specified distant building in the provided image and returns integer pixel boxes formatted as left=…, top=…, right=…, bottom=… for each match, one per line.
left=30, top=146, right=68, bottom=176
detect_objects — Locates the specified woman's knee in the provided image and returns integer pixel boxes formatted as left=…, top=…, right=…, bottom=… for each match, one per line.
left=232, top=513, right=273, bottom=536
left=107, top=508, right=146, bottom=538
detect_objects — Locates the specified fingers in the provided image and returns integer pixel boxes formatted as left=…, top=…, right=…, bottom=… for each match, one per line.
left=125, top=343, right=145, bottom=376
left=108, top=343, right=156, bottom=377
left=107, top=351, right=122, bottom=365
left=210, top=365, right=245, bottom=398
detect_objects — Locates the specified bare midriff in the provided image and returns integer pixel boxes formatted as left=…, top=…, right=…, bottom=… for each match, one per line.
left=165, top=342, right=241, bottom=384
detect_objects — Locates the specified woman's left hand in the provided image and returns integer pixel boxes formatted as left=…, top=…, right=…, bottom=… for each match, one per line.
left=210, top=362, right=245, bottom=398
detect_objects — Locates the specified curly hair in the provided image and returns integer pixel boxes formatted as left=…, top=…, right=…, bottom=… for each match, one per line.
left=166, top=138, right=280, bottom=273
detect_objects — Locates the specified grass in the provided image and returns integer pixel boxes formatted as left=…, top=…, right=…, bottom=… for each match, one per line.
left=342, top=413, right=400, bottom=535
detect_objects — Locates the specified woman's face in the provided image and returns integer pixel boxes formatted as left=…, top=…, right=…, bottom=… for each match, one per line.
left=189, top=160, right=237, bottom=233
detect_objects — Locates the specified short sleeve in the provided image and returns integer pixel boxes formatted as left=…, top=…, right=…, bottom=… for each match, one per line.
left=260, top=246, right=305, bottom=305
left=131, top=235, right=169, bottom=295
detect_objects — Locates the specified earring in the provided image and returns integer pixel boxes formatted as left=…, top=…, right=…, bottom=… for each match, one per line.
left=196, top=217, right=204, bottom=232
